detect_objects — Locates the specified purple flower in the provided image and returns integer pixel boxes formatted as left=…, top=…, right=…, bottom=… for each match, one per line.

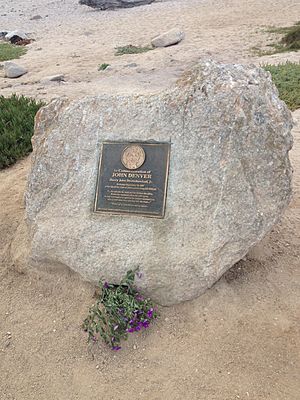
left=103, top=282, right=109, bottom=289
left=127, top=327, right=135, bottom=333
left=135, top=294, right=144, bottom=302
left=112, top=346, right=121, bottom=351
left=142, top=320, right=150, bottom=328
left=135, top=325, right=141, bottom=331
left=147, top=308, right=154, bottom=319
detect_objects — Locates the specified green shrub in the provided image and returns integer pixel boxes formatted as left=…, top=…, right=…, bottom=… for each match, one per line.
left=98, top=63, right=110, bottom=71
left=83, top=270, right=157, bottom=350
left=264, top=22, right=300, bottom=54
left=263, top=62, right=300, bottom=111
left=115, top=45, right=153, bottom=56
left=282, top=23, right=300, bottom=50
left=0, top=43, right=27, bottom=61
left=0, top=95, right=45, bottom=169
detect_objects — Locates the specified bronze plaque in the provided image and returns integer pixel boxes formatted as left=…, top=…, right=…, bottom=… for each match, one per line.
left=94, top=141, right=170, bottom=218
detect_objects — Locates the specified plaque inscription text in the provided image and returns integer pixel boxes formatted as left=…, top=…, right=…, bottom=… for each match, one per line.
left=94, top=141, right=170, bottom=218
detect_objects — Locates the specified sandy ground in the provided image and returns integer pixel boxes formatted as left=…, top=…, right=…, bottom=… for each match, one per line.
left=1, top=0, right=300, bottom=399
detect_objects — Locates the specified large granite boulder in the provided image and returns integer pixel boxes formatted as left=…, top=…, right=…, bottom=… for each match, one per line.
left=25, top=60, right=293, bottom=305
left=79, top=0, right=154, bottom=9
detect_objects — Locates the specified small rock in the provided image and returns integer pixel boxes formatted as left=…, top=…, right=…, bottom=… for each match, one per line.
left=14, top=38, right=33, bottom=46
left=126, top=63, right=138, bottom=68
left=151, top=28, right=185, bottom=48
left=79, top=0, right=155, bottom=10
left=5, top=30, right=28, bottom=41
left=30, top=15, right=42, bottom=20
left=41, top=74, right=65, bottom=83
left=4, top=62, right=28, bottom=78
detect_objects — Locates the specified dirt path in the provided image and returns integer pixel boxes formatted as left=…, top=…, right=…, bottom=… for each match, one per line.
left=1, top=1, right=300, bottom=399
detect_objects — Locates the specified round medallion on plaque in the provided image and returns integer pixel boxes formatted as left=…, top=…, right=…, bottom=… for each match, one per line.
left=121, top=145, right=146, bottom=170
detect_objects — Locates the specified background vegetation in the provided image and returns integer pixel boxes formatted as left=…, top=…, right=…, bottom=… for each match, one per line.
left=0, top=43, right=27, bottom=62
left=264, top=62, right=300, bottom=111
left=98, top=63, right=110, bottom=71
left=262, top=22, right=300, bottom=55
left=268, top=21, right=300, bottom=52
left=115, top=45, right=153, bottom=56
left=0, top=95, right=44, bottom=169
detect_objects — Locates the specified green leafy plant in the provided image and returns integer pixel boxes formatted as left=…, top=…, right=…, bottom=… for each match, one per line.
left=98, top=63, right=110, bottom=71
left=0, top=95, right=45, bottom=169
left=83, top=270, right=157, bottom=350
left=115, top=45, right=153, bottom=56
left=263, top=62, right=300, bottom=111
left=0, top=43, right=27, bottom=61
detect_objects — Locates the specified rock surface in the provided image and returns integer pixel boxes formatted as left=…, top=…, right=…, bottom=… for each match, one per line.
left=4, top=62, right=28, bottom=78
left=5, top=30, right=28, bottom=40
left=40, top=74, right=65, bottom=83
left=79, top=0, right=154, bottom=10
left=25, top=60, right=293, bottom=305
left=151, top=28, right=185, bottom=47
left=30, top=15, right=42, bottom=20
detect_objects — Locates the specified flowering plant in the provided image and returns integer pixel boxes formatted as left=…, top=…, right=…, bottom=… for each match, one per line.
left=83, top=270, right=157, bottom=350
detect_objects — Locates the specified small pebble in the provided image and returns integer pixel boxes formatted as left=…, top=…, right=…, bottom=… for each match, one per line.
left=126, top=63, right=138, bottom=68
left=30, top=15, right=42, bottom=20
